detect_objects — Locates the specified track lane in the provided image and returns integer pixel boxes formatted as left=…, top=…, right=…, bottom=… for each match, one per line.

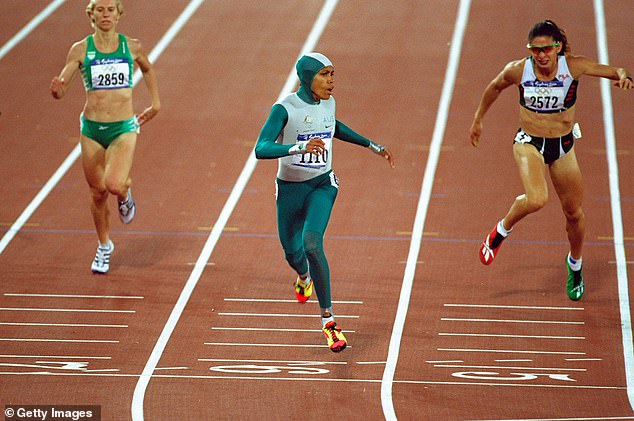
left=393, top=1, right=634, bottom=419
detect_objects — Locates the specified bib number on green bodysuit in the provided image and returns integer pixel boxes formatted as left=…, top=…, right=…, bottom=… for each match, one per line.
left=91, top=59, right=130, bottom=89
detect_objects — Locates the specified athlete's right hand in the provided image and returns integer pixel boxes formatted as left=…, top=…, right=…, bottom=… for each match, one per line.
left=469, top=120, right=482, bottom=147
left=306, top=137, right=325, bottom=156
left=50, top=77, right=64, bottom=99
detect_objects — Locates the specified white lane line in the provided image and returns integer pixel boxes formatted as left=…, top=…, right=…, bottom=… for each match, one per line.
left=0, top=338, right=118, bottom=343
left=433, top=364, right=586, bottom=372
left=594, top=0, right=634, bottom=412
left=211, top=327, right=355, bottom=333
left=355, top=361, right=386, bottom=365
left=426, top=360, right=464, bottom=364
left=0, top=307, right=134, bottom=313
left=203, top=342, right=348, bottom=349
left=441, top=317, right=583, bottom=325
left=198, top=358, right=348, bottom=365
left=0, top=322, right=127, bottom=328
left=0, top=355, right=111, bottom=359
left=495, top=359, right=533, bottom=363
left=438, top=348, right=585, bottom=355
left=4, top=293, right=143, bottom=299
left=0, top=0, right=66, bottom=60
left=132, top=2, right=340, bottom=420
left=444, top=303, right=584, bottom=311
left=467, top=416, right=634, bottom=421
left=439, top=333, right=585, bottom=340
left=217, top=312, right=358, bottom=319
left=565, top=358, right=603, bottom=362
left=0, top=371, right=631, bottom=394
left=224, top=298, right=363, bottom=304
left=381, top=1, right=471, bottom=419
left=154, top=367, right=189, bottom=371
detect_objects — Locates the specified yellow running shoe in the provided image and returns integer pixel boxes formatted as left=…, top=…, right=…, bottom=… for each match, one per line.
left=294, top=277, right=313, bottom=303
left=322, top=321, right=347, bottom=352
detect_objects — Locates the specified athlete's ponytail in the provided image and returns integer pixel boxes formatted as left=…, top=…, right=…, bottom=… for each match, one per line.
left=528, top=20, right=570, bottom=55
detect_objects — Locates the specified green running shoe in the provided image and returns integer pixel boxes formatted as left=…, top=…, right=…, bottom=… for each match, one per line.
left=566, top=258, right=584, bottom=301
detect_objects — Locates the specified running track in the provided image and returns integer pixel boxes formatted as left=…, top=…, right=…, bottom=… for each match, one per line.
left=1, top=1, right=633, bottom=420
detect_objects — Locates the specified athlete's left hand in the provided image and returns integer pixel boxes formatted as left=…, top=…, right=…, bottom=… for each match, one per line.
left=378, top=148, right=395, bottom=168
left=614, top=75, right=633, bottom=90
left=137, top=105, right=160, bottom=126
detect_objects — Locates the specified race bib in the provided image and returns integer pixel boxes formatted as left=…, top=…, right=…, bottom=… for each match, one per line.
left=90, top=58, right=131, bottom=89
left=523, top=80, right=565, bottom=111
left=292, top=132, right=332, bottom=168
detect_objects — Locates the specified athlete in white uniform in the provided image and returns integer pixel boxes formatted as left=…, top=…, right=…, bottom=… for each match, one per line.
left=256, top=52, right=394, bottom=351
left=469, top=20, right=632, bottom=301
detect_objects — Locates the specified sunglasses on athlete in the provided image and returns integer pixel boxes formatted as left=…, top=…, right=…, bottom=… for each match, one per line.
left=526, top=42, right=560, bottom=54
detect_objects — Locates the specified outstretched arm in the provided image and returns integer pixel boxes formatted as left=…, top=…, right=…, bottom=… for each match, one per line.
left=571, top=54, right=633, bottom=90
left=335, top=120, right=395, bottom=168
left=469, top=60, right=521, bottom=147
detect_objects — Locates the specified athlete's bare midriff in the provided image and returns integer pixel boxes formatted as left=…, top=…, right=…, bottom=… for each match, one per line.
left=519, top=105, right=575, bottom=137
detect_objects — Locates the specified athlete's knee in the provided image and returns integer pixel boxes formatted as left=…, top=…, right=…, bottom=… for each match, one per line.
left=563, top=205, right=585, bottom=225
left=522, top=192, right=548, bottom=213
left=285, top=248, right=306, bottom=270
left=89, top=184, right=108, bottom=204
left=105, top=176, right=128, bottom=198
left=303, top=231, right=324, bottom=259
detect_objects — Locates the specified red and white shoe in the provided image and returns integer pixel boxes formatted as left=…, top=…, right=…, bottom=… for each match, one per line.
left=479, top=225, right=506, bottom=265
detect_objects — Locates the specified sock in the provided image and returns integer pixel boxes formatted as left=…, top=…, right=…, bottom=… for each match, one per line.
left=497, top=219, right=512, bottom=237
left=99, top=240, right=111, bottom=249
left=321, top=308, right=334, bottom=327
left=568, top=252, right=582, bottom=271
left=298, top=273, right=311, bottom=287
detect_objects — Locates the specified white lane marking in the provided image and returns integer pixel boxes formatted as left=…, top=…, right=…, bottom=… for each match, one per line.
left=466, top=416, right=634, bottom=421
left=0, top=355, right=111, bottom=359
left=0, top=322, right=127, bottom=328
left=444, top=303, right=584, bottom=311
left=438, top=348, right=585, bottom=355
left=217, top=312, right=358, bottom=319
left=198, top=358, right=347, bottom=365
left=381, top=2, right=471, bottom=419
left=441, top=317, right=583, bottom=325
left=4, top=293, right=143, bottom=299
left=565, top=358, right=603, bottom=362
left=211, top=327, right=355, bottom=333
left=0, top=0, right=65, bottom=60
left=223, top=298, right=363, bottom=304
left=433, top=364, right=586, bottom=372
left=594, top=0, right=634, bottom=412
left=203, top=342, right=348, bottom=349
left=132, top=2, right=340, bottom=420
left=0, top=307, right=134, bottom=313
left=0, top=338, right=118, bottom=343
left=154, top=367, right=189, bottom=371
left=439, top=333, right=585, bottom=340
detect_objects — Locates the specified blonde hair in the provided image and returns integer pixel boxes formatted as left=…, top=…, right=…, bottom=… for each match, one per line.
left=85, top=0, right=124, bottom=28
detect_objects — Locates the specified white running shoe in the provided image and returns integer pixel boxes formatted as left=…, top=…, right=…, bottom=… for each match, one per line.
left=91, top=240, right=114, bottom=274
left=118, top=188, right=136, bottom=224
